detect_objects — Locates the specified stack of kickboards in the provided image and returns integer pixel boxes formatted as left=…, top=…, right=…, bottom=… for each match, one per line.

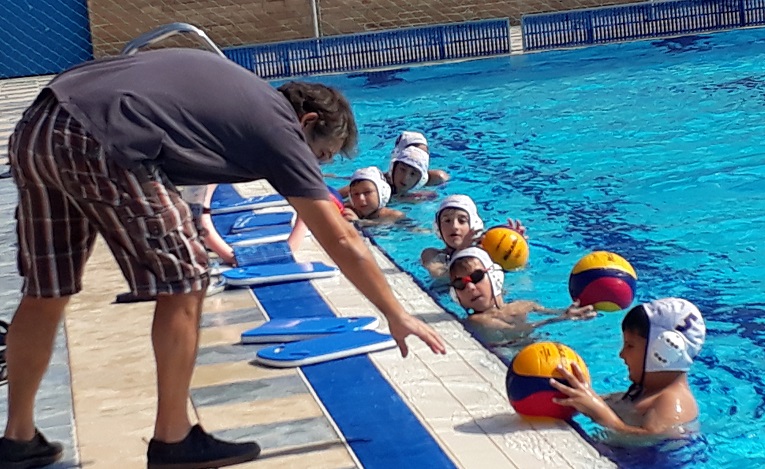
left=211, top=185, right=396, bottom=368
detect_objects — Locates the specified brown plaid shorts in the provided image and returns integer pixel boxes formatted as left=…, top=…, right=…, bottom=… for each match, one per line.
left=8, top=90, right=209, bottom=298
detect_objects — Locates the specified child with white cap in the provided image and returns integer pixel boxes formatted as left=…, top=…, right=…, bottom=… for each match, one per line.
left=447, top=247, right=595, bottom=345
left=551, top=298, right=706, bottom=437
left=342, top=166, right=404, bottom=223
left=421, top=194, right=525, bottom=279
left=337, top=130, right=449, bottom=199
left=387, top=131, right=449, bottom=194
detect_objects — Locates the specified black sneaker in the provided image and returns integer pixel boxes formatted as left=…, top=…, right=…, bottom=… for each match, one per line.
left=0, top=430, right=63, bottom=469
left=147, top=425, right=260, bottom=469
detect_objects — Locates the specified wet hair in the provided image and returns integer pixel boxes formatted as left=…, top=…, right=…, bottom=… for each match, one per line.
left=622, top=304, right=650, bottom=401
left=622, top=304, right=650, bottom=339
left=277, top=81, right=358, bottom=157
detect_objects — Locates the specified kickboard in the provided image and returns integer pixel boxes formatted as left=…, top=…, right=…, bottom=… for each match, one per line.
left=223, top=224, right=294, bottom=247
left=222, top=262, right=338, bottom=286
left=210, top=194, right=288, bottom=215
left=241, top=317, right=380, bottom=344
left=234, top=242, right=294, bottom=267
left=255, top=330, right=397, bottom=367
left=230, top=211, right=295, bottom=234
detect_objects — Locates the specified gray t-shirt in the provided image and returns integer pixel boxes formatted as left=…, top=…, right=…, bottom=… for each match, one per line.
left=45, top=48, right=327, bottom=199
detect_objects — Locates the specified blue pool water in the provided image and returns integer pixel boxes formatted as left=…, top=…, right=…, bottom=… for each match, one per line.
left=313, top=28, right=765, bottom=468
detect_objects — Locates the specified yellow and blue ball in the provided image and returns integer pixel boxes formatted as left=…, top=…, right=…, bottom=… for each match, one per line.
left=568, top=251, right=637, bottom=312
left=506, top=342, right=590, bottom=420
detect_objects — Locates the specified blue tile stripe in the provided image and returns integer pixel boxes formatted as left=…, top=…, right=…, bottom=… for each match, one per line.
left=211, top=185, right=455, bottom=468
left=252, top=280, right=456, bottom=468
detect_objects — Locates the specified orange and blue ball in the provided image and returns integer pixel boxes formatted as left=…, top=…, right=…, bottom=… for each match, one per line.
left=568, top=251, right=637, bottom=312
left=506, top=342, right=590, bottom=420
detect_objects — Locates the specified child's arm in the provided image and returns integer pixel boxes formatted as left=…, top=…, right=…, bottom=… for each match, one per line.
left=425, top=169, right=450, bottom=186
left=550, top=364, right=682, bottom=435
left=421, top=248, right=448, bottom=278
left=186, top=184, right=236, bottom=265
left=337, top=184, right=350, bottom=198
left=530, top=302, right=596, bottom=319
left=287, top=217, right=308, bottom=252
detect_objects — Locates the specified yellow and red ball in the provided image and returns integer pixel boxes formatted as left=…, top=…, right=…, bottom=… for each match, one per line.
left=568, top=251, right=637, bottom=312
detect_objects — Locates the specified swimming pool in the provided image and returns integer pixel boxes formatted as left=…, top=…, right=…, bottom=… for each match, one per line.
left=314, top=27, right=765, bottom=468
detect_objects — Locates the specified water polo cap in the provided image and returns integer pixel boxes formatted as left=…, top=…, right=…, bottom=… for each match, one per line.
left=643, top=298, right=706, bottom=373
left=394, top=131, right=428, bottom=152
left=389, top=146, right=430, bottom=189
left=349, top=166, right=392, bottom=209
left=434, top=195, right=484, bottom=240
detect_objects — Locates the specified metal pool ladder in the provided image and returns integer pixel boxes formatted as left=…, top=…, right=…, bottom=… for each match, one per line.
left=120, top=22, right=225, bottom=57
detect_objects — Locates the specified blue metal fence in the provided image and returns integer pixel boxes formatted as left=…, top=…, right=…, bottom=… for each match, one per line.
left=223, top=19, right=511, bottom=79
left=522, top=0, right=765, bottom=51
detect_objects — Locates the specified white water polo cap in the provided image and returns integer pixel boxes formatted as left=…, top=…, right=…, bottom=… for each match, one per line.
left=435, top=195, right=484, bottom=240
left=643, top=298, right=706, bottom=373
left=394, top=131, right=428, bottom=152
left=447, top=247, right=504, bottom=304
left=349, top=166, right=392, bottom=209
left=389, top=146, right=430, bottom=189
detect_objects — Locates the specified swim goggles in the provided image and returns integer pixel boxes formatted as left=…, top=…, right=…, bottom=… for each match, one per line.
left=450, top=269, right=489, bottom=290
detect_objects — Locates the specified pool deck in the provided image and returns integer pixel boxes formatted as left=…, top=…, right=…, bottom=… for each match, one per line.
left=0, top=69, right=614, bottom=468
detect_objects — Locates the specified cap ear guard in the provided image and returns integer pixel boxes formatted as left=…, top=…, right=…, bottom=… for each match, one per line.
left=647, top=330, right=688, bottom=370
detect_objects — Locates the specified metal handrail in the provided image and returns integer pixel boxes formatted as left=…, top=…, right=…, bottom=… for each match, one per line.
left=120, top=22, right=225, bottom=57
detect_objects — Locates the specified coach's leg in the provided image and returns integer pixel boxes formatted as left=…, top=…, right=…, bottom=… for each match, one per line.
left=3, top=296, right=69, bottom=440
left=151, top=290, right=205, bottom=442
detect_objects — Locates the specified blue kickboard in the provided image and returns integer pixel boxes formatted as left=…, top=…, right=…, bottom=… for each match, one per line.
left=233, top=242, right=294, bottom=267
left=223, top=224, right=293, bottom=246
left=210, top=193, right=288, bottom=214
left=222, top=262, right=338, bottom=286
left=241, top=317, right=380, bottom=344
left=255, top=330, right=397, bottom=367
left=230, top=211, right=295, bottom=234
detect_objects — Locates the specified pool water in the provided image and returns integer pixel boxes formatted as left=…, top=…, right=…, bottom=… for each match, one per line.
left=314, top=28, right=765, bottom=468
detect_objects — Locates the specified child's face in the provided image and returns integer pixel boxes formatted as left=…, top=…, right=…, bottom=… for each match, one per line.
left=349, top=181, right=380, bottom=217
left=439, top=209, right=472, bottom=249
left=619, top=330, right=647, bottom=384
left=450, top=259, right=494, bottom=312
left=392, top=162, right=421, bottom=193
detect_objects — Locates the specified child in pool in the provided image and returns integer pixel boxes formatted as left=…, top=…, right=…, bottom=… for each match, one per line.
left=387, top=131, right=449, bottom=193
left=342, top=167, right=404, bottom=223
left=550, top=298, right=706, bottom=438
left=421, top=195, right=525, bottom=279
left=448, top=247, right=595, bottom=346
left=338, top=131, right=449, bottom=199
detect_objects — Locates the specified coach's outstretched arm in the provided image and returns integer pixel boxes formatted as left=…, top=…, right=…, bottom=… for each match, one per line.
left=289, top=196, right=447, bottom=358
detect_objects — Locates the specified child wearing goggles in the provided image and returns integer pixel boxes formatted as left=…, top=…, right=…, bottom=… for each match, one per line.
left=448, top=247, right=595, bottom=345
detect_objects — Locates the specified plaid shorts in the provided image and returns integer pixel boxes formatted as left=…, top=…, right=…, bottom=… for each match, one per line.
left=8, top=90, right=209, bottom=298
